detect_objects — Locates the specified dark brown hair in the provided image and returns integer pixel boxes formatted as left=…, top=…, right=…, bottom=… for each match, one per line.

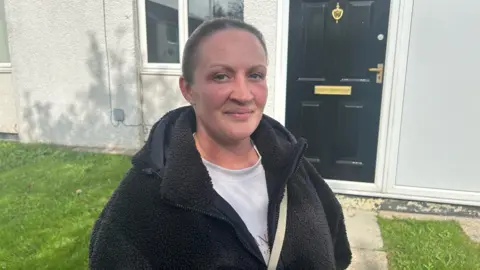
left=181, top=18, right=268, bottom=85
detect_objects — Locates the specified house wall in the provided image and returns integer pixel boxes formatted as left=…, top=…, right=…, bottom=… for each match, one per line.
left=4, top=0, right=279, bottom=146
left=4, top=0, right=143, bottom=149
left=141, top=73, right=188, bottom=127
left=4, top=0, right=279, bottom=147
left=0, top=72, right=16, bottom=133
left=395, top=0, right=480, bottom=193
left=0, top=0, right=15, bottom=134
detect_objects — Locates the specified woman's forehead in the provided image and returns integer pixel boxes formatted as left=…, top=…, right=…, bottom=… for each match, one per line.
left=196, top=29, right=267, bottom=65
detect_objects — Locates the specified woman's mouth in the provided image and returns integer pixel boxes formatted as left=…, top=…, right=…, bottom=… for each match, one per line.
left=224, top=110, right=254, bottom=120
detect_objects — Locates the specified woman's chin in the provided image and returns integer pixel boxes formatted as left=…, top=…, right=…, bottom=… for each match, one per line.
left=223, top=121, right=259, bottom=140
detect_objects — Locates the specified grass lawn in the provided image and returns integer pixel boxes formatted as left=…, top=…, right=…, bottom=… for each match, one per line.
left=0, top=141, right=131, bottom=270
left=378, top=217, right=480, bottom=270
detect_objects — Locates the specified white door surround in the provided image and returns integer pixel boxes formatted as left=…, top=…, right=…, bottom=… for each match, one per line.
left=272, top=0, right=480, bottom=207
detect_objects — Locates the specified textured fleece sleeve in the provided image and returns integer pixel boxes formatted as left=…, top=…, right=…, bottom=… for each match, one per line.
left=302, top=159, right=352, bottom=270
left=88, top=172, right=153, bottom=270
left=89, top=214, right=152, bottom=269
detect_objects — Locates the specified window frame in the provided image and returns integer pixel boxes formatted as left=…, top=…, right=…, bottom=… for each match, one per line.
left=138, top=0, right=189, bottom=73
left=0, top=0, right=11, bottom=70
left=138, top=0, right=244, bottom=74
left=0, top=63, right=12, bottom=75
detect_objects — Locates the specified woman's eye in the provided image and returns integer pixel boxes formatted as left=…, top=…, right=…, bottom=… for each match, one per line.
left=213, top=74, right=229, bottom=81
left=249, top=73, right=265, bottom=80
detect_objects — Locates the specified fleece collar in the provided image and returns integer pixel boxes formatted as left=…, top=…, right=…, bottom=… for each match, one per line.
left=133, top=106, right=306, bottom=211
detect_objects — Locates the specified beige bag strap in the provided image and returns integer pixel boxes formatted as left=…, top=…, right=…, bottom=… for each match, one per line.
left=267, top=188, right=288, bottom=270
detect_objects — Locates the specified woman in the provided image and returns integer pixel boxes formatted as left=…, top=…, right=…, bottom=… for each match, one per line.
left=89, top=18, right=352, bottom=269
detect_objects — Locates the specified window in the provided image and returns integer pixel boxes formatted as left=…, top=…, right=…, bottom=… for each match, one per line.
left=140, top=0, right=244, bottom=70
left=187, top=0, right=243, bottom=37
left=145, top=0, right=180, bottom=63
left=0, top=0, right=10, bottom=65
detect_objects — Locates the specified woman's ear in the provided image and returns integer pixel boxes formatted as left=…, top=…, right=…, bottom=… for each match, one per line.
left=179, top=76, right=195, bottom=105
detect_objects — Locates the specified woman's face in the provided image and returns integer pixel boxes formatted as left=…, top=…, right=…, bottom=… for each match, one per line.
left=180, top=29, right=268, bottom=143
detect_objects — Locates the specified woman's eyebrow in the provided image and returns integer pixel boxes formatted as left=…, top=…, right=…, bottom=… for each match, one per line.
left=208, top=64, right=234, bottom=71
left=208, top=64, right=266, bottom=71
left=248, top=65, right=267, bottom=71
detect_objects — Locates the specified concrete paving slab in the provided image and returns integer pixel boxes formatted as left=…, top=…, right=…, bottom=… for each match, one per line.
left=344, top=209, right=384, bottom=250
left=459, top=219, right=480, bottom=243
left=348, top=248, right=388, bottom=270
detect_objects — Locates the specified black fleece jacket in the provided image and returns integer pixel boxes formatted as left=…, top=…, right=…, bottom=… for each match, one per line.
left=89, top=106, right=352, bottom=269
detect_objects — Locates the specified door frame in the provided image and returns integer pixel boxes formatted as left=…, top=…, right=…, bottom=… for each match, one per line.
left=273, top=0, right=414, bottom=196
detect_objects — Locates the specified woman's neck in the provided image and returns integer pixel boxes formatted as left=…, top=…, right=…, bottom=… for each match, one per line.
left=194, top=129, right=259, bottom=170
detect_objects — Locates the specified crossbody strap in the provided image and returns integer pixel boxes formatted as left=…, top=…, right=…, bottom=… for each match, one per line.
left=267, top=188, right=288, bottom=270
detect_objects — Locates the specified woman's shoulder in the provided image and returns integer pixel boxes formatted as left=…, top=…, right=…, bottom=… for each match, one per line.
left=96, top=168, right=171, bottom=226
left=89, top=169, right=186, bottom=267
left=296, top=157, right=344, bottom=215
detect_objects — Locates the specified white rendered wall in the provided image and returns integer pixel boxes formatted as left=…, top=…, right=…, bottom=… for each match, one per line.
left=5, top=0, right=143, bottom=149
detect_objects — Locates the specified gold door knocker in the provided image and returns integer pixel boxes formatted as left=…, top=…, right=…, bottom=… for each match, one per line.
left=332, top=3, right=344, bottom=23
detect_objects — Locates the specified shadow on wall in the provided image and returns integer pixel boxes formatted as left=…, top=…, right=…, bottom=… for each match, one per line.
left=20, top=27, right=184, bottom=149
left=140, top=72, right=189, bottom=128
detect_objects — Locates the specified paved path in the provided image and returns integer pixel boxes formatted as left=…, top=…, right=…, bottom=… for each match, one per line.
left=460, top=218, right=480, bottom=243
left=344, top=209, right=388, bottom=270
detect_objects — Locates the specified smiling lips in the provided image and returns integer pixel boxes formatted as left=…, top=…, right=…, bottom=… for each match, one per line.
left=224, top=109, right=254, bottom=120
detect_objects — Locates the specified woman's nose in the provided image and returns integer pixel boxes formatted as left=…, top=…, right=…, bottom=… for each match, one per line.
left=230, top=77, right=254, bottom=102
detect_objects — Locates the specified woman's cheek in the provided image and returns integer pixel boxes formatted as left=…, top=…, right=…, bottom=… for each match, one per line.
left=253, top=84, right=268, bottom=105
left=204, top=85, right=231, bottom=105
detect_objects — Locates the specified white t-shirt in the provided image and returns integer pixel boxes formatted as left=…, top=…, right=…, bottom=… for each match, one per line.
left=201, top=148, right=271, bottom=263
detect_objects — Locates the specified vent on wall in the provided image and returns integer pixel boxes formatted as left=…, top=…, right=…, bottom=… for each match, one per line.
left=0, top=132, right=19, bottom=141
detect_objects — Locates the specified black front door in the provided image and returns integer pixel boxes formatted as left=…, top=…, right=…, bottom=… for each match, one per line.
left=285, top=0, right=391, bottom=183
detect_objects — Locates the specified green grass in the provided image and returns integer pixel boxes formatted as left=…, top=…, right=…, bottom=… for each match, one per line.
left=0, top=141, right=131, bottom=270
left=378, top=217, right=480, bottom=270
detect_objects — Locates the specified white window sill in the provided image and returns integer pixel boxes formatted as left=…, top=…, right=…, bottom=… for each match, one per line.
left=140, top=67, right=182, bottom=76
left=0, top=63, right=12, bottom=73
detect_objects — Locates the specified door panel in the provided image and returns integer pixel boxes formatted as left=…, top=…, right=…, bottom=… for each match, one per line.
left=286, top=0, right=391, bottom=183
left=302, top=2, right=328, bottom=79
left=301, top=101, right=325, bottom=166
